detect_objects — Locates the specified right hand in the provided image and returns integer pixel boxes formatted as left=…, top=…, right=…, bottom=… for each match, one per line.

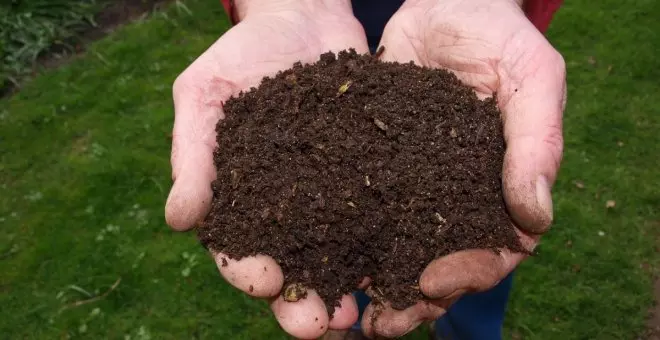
left=165, top=1, right=369, bottom=338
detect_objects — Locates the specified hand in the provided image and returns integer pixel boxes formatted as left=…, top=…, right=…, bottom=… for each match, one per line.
left=360, top=0, right=566, bottom=337
left=165, top=1, right=368, bottom=338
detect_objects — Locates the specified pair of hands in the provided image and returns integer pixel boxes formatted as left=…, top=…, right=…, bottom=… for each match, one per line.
left=165, top=0, right=566, bottom=338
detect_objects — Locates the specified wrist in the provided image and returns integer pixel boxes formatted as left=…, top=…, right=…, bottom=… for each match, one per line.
left=233, top=0, right=353, bottom=22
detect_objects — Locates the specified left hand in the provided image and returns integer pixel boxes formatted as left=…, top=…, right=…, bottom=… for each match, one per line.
left=360, top=0, right=566, bottom=337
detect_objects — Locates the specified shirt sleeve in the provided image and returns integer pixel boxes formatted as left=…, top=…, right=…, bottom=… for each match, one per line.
left=220, top=0, right=236, bottom=24
left=220, top=0, right=563, bottom=33
left=523, top=0, right=563, bottom=33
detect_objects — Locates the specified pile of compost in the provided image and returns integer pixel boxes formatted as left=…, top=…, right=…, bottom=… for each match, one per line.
left=197, top=49, right=525, bottom=315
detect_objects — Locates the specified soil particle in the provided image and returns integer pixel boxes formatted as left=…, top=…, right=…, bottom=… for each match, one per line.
left=198, top=49, right=526, bottom=315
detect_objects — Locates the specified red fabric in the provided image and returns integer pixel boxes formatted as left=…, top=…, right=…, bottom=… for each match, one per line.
left=220, top=0, right=563, bottom=33
left=524, top=0, right=563, bottom=33
left=220, top=0, right=235, bottom=24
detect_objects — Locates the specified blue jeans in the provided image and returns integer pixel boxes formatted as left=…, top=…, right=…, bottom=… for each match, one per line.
left=350, top=1, right=515, bottom=338
left=351, top=273, right=514, bottom=339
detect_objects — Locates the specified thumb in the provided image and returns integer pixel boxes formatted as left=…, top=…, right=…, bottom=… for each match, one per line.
left=499, top=30, right=566, bottom=234
left=165, top=73, right=236, bottom=231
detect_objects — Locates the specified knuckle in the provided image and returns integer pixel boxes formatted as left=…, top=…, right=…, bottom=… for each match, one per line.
left=474, top=264, right=503, bottom=291
left=172, top=70, right=195, bottom=99
left=551, top=48, right=566, bottom=75
left=419, top=271, right=438, bottom=295
left=544, top=124, right=564, bottom=169
left=540, top=43, right=566, bottom=81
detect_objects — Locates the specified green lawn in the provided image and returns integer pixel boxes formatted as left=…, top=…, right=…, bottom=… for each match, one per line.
left=1, top=0, right=658, bottom=339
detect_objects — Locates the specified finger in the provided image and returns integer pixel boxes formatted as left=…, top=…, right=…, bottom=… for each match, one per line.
left=271, top=289, right=330, bottom=339
left=420, top=250, right=513, bottom=299
left=419, top=230, right=539, bottom=299
left=165, top=73, right=237, bottom=231
left=361, top=299, right=452, bottom=338
left=358, top=277, right=371, bottom=289
left=328, top=294, right=359, bottom=330
left=375, top=10, right=423, bottom=65
left=214, top=252, right=283, bottom=297
left=498, top=28, right=566, bottom=234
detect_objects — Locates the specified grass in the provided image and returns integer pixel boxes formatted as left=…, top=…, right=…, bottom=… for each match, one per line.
left=0, top=0, right=658, bottom=338
left=1, top=0, right=102, bottom=93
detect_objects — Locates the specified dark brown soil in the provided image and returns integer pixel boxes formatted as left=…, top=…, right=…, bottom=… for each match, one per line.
left=198, top=49, right=526, bottom=315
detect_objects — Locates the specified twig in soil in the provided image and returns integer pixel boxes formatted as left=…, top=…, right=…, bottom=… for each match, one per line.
left=374, top=46, right=386, bottom=59
left=376, top=286, right=385, bottom=298
left=230, top=169, right=241, bottom=189
left=365, top=286, right=386, bottom=305
left=59, top=278, right=121, bottom=313
left=365, top=286, right=387, bottom=331
left=475, top=124, right=485, bottom=144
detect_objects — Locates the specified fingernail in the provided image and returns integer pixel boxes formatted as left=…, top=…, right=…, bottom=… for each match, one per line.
left=535, top=175, right=553, bottom=227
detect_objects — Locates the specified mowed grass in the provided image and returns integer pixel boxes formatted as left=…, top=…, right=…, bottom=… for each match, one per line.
left=0, top=0, right=658, bottom=339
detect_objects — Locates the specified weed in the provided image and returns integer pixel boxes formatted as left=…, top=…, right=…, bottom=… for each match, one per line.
left=0, top=0, right=102, bottom=93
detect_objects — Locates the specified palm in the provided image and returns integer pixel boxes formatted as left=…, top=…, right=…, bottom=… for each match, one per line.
left=166, top=6, right=368, bottom=339
left=380, top=0, right=565, bottom=250
left=381, top=0, right=543, bottom=96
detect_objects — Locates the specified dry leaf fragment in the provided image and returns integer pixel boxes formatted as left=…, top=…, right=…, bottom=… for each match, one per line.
left=285, top=73, right=297, bottom=86
left=336, top=80, right=352, bottom=97
left=283, top=283, right=307, bottom=302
